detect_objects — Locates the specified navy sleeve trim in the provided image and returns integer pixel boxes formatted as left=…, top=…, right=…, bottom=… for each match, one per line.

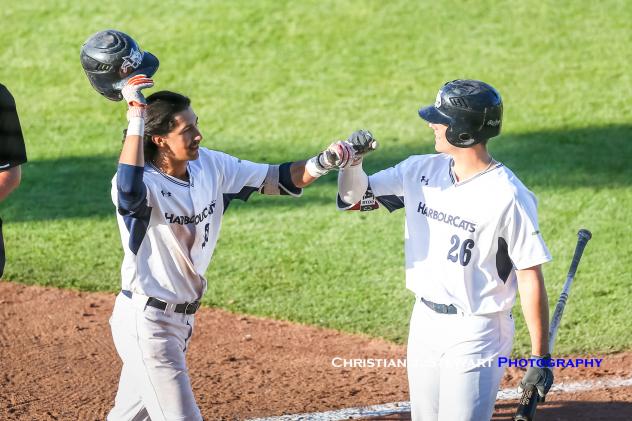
left=278, top=162, right=302, bottom=196
left=496, top=237, right=513, bottom=283
left=337, top=194, right=353, bottom=209
left=376, top=195, right=405, bottom=212
left=223, top=186, right=259, bottom=213
left=122, top=208, right=152, bottom=254
left=117, top=164, right=148, bottom=214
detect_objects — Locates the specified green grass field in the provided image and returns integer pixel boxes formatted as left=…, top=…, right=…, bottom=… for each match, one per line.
left=1, top=0, right=630, bottom=355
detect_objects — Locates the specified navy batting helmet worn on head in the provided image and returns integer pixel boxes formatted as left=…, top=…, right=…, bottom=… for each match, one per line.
left=80, top=30, right=159, bottom=101
left=418, top=80, right=503, bottom=147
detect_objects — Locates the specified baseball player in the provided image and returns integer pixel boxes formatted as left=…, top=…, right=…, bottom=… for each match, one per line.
left=336, top=80, right=554, bottom=420
left=107, top=73, right=354, bottom=421
left=0, top=83, right=27, bottom=277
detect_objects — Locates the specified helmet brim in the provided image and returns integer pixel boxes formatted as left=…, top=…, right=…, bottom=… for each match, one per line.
left=112, top=51, right=160, bottom=89
left=138, top=51, right=159, bottom=78
left=107, top=51, right=160, bottom=101
left=418, top=105, right=452, bottom=125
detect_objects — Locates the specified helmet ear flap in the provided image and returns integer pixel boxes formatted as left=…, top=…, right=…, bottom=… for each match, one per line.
left=445, top=126, right=479, bottom=148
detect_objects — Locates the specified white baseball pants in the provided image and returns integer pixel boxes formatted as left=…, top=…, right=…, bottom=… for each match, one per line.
left=107, top=292, right=202, bottom=421
left=407, top=297, right=514, bottom=421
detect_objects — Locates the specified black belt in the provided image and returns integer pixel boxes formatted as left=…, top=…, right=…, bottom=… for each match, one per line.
left=122, top=290, right=200, bottom=315
left=421, top=297, right=458, bottom=315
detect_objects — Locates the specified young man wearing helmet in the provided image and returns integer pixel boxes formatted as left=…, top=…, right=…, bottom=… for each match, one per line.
left=337, top=80, right=554, bottom=420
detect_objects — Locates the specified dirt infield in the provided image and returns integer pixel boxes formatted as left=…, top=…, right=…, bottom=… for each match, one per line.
left=1, top=282, right=630, bottom=420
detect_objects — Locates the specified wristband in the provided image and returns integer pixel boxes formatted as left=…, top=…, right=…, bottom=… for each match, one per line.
left=127, top=106, right=146, bottom=119
left=126, top=117, right=145, bottom=138
left=305, top=154, right=329, bottom=177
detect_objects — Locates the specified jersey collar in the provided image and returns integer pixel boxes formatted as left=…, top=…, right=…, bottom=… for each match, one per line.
left=148, top=162, right=194, bottom=187
left=448, top=158, right=503, bottom=187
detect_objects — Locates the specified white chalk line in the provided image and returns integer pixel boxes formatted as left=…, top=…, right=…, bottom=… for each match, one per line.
left=248, top=376, right=632, bottom=421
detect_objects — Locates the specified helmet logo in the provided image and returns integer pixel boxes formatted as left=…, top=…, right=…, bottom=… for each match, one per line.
left=121, top=48, right=143, bottom=73
left=435, top=90, right=442, bottom=108
left=449, top=97, right=469, bottom=108
left=486, top=119, right=501, bottom=127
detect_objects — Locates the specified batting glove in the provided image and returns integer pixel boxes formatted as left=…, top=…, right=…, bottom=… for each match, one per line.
left=121, top=74, right=154, bottom=107
left=305, top=141, right=356, bottom=177
left=323, top=141, right=355, bottom=169
left=345, top=130, right=378, bottom=166
left=518, top=354, right=554, bottom=401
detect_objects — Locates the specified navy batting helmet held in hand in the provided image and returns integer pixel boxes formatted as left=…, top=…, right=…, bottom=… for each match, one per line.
left=418, top=80, right=503, bottom=147
left=80, top=30, right=159, bottom=101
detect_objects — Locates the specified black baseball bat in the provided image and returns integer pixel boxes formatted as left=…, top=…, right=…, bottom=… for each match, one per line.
left=513, top=228, right=592, bottom=421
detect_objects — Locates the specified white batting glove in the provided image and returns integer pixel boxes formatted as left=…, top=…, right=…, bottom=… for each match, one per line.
left=121, top=74, right=154, bottom=107
left=122, top=75, right=153, bottom=137
left=306, top=141, right=356, bottom=177
left=323, top=141, right=355, bottom=169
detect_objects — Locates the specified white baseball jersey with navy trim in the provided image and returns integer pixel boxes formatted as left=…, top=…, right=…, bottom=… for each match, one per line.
left=111, top=147, right=268, bottom=303
left=364, top=153, right=551, bottom=315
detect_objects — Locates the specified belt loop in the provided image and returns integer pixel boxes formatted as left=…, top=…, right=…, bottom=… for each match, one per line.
left=163, top=302, right=176, bottom=315
left=184, top=302, right=193, bottom=315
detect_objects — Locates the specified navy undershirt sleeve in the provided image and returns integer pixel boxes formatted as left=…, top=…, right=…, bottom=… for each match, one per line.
left=117, top=163, right=148, bottom=214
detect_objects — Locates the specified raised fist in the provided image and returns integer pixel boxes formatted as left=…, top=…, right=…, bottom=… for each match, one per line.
left=319, top=141, right=355, bottom=170
left=345, top=130, right=378, bottom=165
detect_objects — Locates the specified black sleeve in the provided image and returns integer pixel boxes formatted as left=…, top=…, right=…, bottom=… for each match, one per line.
left=278, top=162, right=302, bottom=196
left=0, top=84, right=27, bottom=170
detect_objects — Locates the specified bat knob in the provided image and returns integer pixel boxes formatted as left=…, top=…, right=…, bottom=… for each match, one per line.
left=578, top=229, right=592, bottom=241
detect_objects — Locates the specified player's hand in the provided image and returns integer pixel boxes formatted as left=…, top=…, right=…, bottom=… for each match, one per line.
left=345, top=130, right=378, bottom=166
left=518, top=354, right=554, bottom=401
left=121, top=74, right=154, bottom=107
left=319, top=141, right=355, bottom=170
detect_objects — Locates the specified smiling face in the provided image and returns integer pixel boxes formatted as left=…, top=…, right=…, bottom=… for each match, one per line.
left=153, top=107, right=203, bottom=162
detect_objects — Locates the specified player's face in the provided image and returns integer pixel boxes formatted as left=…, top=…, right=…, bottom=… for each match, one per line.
left=429, top=123, right=450, bottom=152
left=161, top=107, right=203, bottom=161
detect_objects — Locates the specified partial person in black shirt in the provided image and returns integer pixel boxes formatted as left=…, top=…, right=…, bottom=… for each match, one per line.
left=0, top=84, right=28, bottom=277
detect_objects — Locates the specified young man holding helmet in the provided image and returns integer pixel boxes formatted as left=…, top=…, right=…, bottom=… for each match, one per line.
left=338, top=80, right=554, bottom=420
left=81, top=29, right=361, bottom=421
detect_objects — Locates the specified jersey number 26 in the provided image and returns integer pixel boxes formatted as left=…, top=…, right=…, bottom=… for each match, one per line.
left=447, top=234, right=475, bottom=266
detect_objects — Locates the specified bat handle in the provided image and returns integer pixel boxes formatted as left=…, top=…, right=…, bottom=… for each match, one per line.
left=514, top=385, right=539, bottom=421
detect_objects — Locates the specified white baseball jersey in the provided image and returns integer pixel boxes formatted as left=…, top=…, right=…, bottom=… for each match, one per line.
left=356, top=153, right=551, bottom=315
left=111, top=147, right=269, bottom=303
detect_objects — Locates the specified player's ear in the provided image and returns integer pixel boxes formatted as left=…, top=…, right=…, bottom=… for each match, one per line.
left=152, top=134, right=166, bottom=148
